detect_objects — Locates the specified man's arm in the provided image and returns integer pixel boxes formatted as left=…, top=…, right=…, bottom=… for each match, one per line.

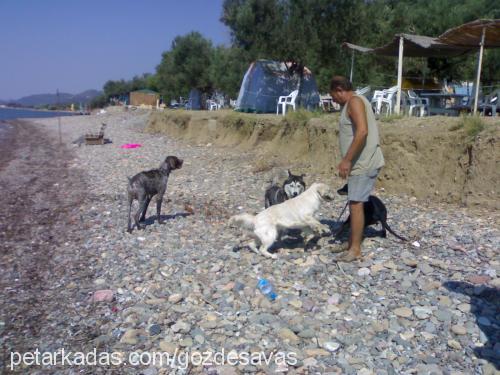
left=338, top=96, right=368, bottom=178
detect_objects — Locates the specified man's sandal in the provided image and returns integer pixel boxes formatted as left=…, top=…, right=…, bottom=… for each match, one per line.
left=329, top=242, right=349, bottom=253
left=337, top=251, right=362, bottom=262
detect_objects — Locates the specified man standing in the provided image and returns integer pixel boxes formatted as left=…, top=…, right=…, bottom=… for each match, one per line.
left=330, top=76, right=384, bottom=262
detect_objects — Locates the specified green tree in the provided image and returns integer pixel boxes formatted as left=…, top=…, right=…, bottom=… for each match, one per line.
left=94, top=0, right=498, bottom=107
left=103, top=79, right=129, bottom=99
left=145, top=74, right=160, bottom=92
left=90, top=94, right=107, bottom=109
left=222, top=0, right=499, bottom=91
left=156, top=32, right=214, bottom=102
left=304, top=0, right=370, bottom=90
left=221, top=0, right=283, bottom=61
left=221, top=0, right=370, bottom=92
left=350, top=0, right=500, bottom=86
left=222, top=0, right=326, bottom=101
left=99, top=73, right=159, bottom=107
left=209, top=46, right=249, bottom=98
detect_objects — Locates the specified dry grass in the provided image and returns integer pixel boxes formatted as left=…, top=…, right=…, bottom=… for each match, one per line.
left=449, top=115, right=486, bottom=139
left=464, top=116, right=486, bottom=138
left=379, top=113, right=405, bottom=123
left=251, top=158, right=276, bottom=173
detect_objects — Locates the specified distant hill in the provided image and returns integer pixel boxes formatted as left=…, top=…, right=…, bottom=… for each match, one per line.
left=6, top=90, right=102, bottom=107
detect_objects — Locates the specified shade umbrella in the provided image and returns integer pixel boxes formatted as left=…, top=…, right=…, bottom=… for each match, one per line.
left=343, top=35, right=473, bottom=114
left=342, top=19, right=500, bottom=115
left=438, top=19, right=500, bottom=114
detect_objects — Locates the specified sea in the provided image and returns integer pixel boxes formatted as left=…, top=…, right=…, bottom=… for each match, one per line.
left=0, top=107, right=77, bottom=121
left=0, top=107, right=78, bottom=145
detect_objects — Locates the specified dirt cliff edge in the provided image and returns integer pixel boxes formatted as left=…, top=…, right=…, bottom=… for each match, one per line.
left=147, top=110, right=499, bottom=209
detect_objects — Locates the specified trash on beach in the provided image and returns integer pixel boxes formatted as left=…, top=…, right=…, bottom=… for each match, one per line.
left=120, top=143, right=142, bottom=149
left=88, top=289, right=114, bottom=303
left=85, top=134, right=105, bottom=145
left=84, top=123, right=106, bottom=145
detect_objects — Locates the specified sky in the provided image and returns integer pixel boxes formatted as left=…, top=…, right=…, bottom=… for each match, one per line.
left=0, top=0, right=231, bottom=100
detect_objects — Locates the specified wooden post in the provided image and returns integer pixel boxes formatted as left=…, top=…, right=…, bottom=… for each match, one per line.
left=395, top=36, right=404, bottom=115
left=349, top=50, right=355, bottom=82
left=57, top=89, right=62, bottom=145
left=473, top=27, right=486, bottom=115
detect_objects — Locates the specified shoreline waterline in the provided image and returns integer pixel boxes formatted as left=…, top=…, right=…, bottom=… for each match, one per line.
left=0, top=107, right=81, bottom=121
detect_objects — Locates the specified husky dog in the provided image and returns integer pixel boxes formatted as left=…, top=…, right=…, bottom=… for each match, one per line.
left=230, top=183, right=334, bottom=259
left=264, top=170, right=306, bottom=208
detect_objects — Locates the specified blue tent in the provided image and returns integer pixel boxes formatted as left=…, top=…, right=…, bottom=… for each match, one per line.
left=187, top=89, right=202, bottom=110
left=235, top=60, right=320, bottom=113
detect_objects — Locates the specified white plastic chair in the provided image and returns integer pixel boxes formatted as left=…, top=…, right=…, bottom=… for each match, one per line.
left=489, top=90, right=498, bottom=116
left=407, top=90, right=427, bottom=117
left=319, top=94, right=334, bottom=112
left=208, top=100, right=219, bottom=111
left=370, top=90, right=385, bottom=115
left=480, top=89, right=499, bottom=116
left=277, top=90, right=299, bottom=116
left=379, top=86, right=398, bottom=115
left=355, top=86, right=371, bottom=97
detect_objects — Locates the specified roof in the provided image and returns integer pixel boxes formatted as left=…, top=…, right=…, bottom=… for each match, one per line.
left=342, top=19, right=500, bottom=57
left=130, top=89, right=159, bottom=95
left=343, top=33, right=474, bottom=57
left=438, top=19, right=500, bottom=47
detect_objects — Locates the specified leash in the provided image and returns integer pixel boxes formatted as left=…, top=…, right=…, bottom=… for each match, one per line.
left=336, top=200, right=349, bottom=223
left=332, top=200, right=348, bottom=238
left=334, top=193, right=413, bottom=245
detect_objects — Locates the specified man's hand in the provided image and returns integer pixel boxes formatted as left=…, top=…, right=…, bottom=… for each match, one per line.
left=338, top=158, right=352, bottom=179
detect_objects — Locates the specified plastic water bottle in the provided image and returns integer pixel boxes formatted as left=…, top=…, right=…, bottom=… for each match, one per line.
left=257, top=278, right=277, bottom=301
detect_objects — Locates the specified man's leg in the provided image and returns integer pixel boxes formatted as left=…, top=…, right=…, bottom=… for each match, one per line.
left=342, top=201, right=364, bottom=261
left=337, top=170, right=378, bottom=262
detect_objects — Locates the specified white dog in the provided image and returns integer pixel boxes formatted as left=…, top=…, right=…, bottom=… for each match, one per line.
left=229, top=183, right=334, bottom=259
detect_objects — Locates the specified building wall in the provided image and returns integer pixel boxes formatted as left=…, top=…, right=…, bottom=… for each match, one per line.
left=130, top=92, right=159, bottom=106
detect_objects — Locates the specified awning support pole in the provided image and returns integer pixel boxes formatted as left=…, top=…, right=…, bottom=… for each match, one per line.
left=473, top=27, right=486, bottom=115
left=395, top=36, right=404, bottom=115
left=350, top=50, right=355, bottom=82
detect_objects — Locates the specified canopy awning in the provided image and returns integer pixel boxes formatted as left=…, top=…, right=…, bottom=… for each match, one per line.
left=342, top=19, right=500, bottom=57
left=342, top=42, right=372, bottom=54
left=439, top=19, right=500, bottom=47
left=342, top=33, right=474, bottom=57
left=342, top=19, right=500, bottom=114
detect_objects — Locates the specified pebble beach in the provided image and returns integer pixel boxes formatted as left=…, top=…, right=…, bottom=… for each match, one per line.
left=0, top=109, right=498, bottom=374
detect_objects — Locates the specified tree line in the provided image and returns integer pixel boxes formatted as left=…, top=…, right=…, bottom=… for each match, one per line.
left=92, top=0, right=499, bottom=108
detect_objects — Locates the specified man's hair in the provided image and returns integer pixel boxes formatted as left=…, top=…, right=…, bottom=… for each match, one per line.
left=330, top=76, right=353, bottom=91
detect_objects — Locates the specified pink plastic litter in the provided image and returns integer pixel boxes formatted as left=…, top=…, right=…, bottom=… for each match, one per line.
left=120, top=143, right=142, bottom=149
left=88, top=289, right=114, bottom=303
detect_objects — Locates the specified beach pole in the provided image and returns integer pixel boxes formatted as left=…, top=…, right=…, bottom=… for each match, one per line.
left=395, top=36, right=404, bottom=115
left=57, top=89, right=62, bottom=145
left=473, top=27, right=486, bottom=115
left=349, top=50, right=355, bottom=83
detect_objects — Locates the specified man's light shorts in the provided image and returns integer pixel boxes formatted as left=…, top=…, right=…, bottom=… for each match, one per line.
left=347, top=169, right=380, bottom=202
